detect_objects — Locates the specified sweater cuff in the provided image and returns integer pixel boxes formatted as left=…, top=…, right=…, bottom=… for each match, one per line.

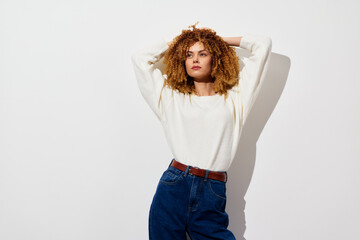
left=239, top=33, right=258, bottom=50
left=147, top=39, right=169, bottom=63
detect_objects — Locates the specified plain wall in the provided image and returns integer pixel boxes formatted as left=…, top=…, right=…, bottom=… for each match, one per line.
left=1, top=0, right=359, bottom=239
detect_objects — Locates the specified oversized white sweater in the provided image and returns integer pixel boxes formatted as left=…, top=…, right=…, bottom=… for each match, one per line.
left=131, top=33, right=272, bottom=171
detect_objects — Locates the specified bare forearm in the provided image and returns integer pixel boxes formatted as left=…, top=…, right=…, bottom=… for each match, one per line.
left=222, top=37, right=242, bottom=47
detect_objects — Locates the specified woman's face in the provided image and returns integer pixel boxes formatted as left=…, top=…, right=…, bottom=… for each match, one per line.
left=185, top=41, right=212, bottom=82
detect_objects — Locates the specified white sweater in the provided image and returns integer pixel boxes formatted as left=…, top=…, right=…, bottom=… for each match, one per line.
left=131, top=33, right=272, bottom=171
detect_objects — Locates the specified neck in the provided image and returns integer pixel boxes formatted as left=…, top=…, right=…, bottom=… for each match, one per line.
left=193, top=79, right=216, bottom=96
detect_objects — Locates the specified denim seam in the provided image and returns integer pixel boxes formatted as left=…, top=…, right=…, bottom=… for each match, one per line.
left=159, top=169, right=184, bottom=185
left=207, top=181, right=226, bottom=200
left=186, top=175, right=195, bottom=226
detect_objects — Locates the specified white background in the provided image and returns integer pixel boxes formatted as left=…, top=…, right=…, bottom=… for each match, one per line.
left=1, top=0, right=359, bottom=239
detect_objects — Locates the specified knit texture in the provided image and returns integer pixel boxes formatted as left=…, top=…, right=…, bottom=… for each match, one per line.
left=131, top=33, right=272, bottom=171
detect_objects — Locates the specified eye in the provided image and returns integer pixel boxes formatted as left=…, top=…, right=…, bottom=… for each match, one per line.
left=200, top=53, right=207, bottom=56
left=186, top=54, right=192, bottom=58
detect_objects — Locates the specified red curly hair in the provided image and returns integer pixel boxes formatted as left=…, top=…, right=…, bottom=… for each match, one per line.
left=163, top=23, right=240, bottom=100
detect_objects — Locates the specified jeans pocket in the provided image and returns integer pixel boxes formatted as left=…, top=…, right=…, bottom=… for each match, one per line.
left=207, top=179, right=227, bottom=200
left=159, top=167, right=183, bottom=185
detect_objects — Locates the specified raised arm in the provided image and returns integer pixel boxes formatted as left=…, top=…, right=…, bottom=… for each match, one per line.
left=131, top=39, right=169, bottom=121
left=222, top=36, right=242, bottom=47
left=224, top=33, right=272, bottom=125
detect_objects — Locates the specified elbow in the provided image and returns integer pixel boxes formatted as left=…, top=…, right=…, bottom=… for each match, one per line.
left=259, top=36, right=272, bottom=58
left=131, top=52, right=140, bottom=66
left=265, top=37, right=272, bottom=50
left=131, top=52, right=148, bottom=70
left=265, top=37, right=272, bottom=51
left=260, top=36, right=272, bottom=53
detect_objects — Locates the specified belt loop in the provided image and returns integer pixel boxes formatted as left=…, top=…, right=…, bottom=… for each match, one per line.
left=184, top=165, right=190, bottom=176
left=168, top=158, right=174, bottom=168
left=225, top=172, right=228, bottom=183
left=204, top=170, right=209, bottom=181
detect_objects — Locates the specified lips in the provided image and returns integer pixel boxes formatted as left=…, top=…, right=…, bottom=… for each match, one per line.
left=192, top=66, right=201, bottom=70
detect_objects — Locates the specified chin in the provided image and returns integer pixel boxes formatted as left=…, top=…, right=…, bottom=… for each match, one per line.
left=189, top=72, right=205, bottom=78
left=192, top=74, right=211, bottom=79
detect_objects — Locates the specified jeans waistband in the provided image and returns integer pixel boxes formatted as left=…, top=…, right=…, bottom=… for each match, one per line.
left=168, top=158, right=227, bottom=183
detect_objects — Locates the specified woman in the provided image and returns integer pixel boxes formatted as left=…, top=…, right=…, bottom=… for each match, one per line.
left=131, top=23, right=272, bottom=240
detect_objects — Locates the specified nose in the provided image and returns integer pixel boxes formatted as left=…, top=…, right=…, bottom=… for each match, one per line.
left=193, top=56, right=199, bottom=63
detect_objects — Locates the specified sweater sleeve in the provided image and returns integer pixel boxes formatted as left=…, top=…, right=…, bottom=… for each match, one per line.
left=131, top=39, right=169, bottom=121
left=238, top=33, right=272, bottom=125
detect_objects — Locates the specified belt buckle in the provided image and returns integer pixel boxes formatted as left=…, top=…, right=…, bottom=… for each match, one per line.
left=190, top=166, right=206, bottom=178
left=189, top=166, right=199, bottom=176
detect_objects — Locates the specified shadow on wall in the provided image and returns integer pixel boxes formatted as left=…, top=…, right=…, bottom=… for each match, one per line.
left=226, top=52, right=291, bottom=240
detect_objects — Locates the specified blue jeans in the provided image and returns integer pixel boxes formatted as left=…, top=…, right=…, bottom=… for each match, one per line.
left=149, top=158, right=236, bottom=240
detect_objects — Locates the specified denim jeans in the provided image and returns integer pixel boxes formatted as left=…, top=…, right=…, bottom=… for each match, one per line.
left=149, top=158, right=236, bottom=240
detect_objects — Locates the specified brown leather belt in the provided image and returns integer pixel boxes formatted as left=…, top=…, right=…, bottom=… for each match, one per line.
left=170, top=159, right=227, bottom=182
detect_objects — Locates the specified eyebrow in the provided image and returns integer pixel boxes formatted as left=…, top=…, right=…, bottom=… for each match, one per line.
left=186, top=50, right=209, bottom=53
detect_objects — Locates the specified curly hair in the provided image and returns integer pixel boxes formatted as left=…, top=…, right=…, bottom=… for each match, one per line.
left=163, top=23, right=240, bottom=100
